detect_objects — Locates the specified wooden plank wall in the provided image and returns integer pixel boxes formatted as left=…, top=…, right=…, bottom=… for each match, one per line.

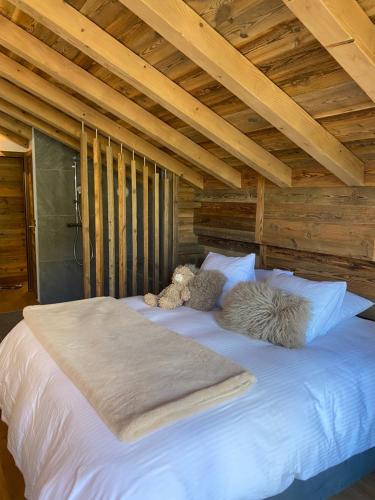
left=264, top=246, right=375, bottom=304
left=193, top=173, right=258, bottom=258
left=176, top=180, right=204, bottom=265
left=263, top=187, right=375, bottom=262
left=192, top=171, right=375, bottom=306
left=0, top=155, right=28, bottom=285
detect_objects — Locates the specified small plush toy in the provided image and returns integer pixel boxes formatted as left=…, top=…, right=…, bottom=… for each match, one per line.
left=144, top=265, right=196, bottom=309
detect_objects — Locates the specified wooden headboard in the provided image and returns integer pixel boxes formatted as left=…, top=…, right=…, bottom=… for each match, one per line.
left=262, top=246, right=375, bottom=321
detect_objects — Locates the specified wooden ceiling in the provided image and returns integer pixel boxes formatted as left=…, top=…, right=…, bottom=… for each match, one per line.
left=0, top=0, right=374, bottom=188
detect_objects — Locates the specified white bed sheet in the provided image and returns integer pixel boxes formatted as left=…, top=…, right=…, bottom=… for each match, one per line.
left=0, top=296, right=374, bottom=500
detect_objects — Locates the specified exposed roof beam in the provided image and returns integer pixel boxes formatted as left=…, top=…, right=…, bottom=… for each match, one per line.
left=0, top=111, right=32, bottom=141
left=0, top=84, right=201, bottom=182
left=0, top=101, right=86, bottom=153
left=0, top=124, right=30, bottom=148
left=0, top=105, right=141, bottom=169
left=119, top=0, right=365, bottom=187
left=0, top=99, right=147, bottom=168
left=0, top=106, right=116, bottom=162
left=4, top=2, right=292, bottom=187
left=0, top=17, right=234, bottom=189
left=282, top=0, right=375, bottom=105
left=0, top=63, right=203, bottom=190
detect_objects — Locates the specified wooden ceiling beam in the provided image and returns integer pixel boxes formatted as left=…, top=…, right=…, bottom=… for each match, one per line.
left=0, top=125, right=30, bottom=149
left=0, top=82, right=202, bottom=184
left=0, top=102, right=84, bottom=153
left=120, top=0, right=365, bottom=187
left=0, top=65, right=203, bottom=190
left=4, top=2, right=292, bottom=187
left=0, top=100, right=138, bottom=167
left=282, top=0, right=375, bottom=105
left=0, top=112, right=32, bottom=141
left=0, top=104, right=135, bottom=168
left=0, top=16, right=231, bottom=189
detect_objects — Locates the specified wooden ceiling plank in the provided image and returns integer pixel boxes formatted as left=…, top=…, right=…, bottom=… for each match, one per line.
left=0, top=61, right=203, bottom=189
left=120, top=0, right=365, bottom=187
left=282, top=0, right=375, bottom=104
left=0, top=16, right=235, bottom=189
left=4, top=1, right=292, bottom=187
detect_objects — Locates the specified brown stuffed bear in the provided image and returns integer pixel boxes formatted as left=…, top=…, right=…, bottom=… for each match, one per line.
left=144, top=265, right=196, bottom=309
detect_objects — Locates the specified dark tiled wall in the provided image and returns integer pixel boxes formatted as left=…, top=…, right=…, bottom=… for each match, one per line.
left=34, top=130, right=85, bottom=303
left=34, top=130, right=161, bottom=302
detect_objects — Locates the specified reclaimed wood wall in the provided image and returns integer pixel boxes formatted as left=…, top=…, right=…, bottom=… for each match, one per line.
left=262, top=185, right=375, bottom=311
left=176, top=180, right=204, bottom=265
left=263, top=187, right=375, bottom=262
left=191, top=172, right=375, bottom=309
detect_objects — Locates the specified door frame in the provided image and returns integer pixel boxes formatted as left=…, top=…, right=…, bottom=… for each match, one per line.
left=23, top=150, right=37, bottom=293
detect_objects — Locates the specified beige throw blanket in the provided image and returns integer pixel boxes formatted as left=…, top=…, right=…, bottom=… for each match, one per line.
left=23, top=297, right=255, bottom=442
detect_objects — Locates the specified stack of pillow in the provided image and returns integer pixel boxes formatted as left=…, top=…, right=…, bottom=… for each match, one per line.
left=199, top=251, right=373, bottom=348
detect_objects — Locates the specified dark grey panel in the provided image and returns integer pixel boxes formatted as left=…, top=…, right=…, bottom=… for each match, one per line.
left=38, top=260, right=83, bottom=304
left=34, top=131, right=77, bottom=171
left=37, top=216, right=79, bottom=263
left=36, top=169, right=75, bottom=217
left=34, top=130, right=88, bottom=304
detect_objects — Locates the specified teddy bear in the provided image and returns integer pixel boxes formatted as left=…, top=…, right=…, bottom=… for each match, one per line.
left=144, top=265, right=196, bottom=309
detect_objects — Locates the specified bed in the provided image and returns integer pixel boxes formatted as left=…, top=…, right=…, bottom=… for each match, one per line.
left=0, top=295, right=374, bottom=500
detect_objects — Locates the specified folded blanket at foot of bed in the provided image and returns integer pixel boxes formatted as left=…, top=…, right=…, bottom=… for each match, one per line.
left=23, top=297, right=255, bottom=442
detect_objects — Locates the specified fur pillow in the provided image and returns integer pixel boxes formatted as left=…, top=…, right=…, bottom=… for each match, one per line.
left=216, top=281, right=310, bottom=348
left=186, top=270, right=226, bottom=311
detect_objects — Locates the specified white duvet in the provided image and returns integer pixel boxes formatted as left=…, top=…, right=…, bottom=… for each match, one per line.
left=0, top=296, right=375, bottom=500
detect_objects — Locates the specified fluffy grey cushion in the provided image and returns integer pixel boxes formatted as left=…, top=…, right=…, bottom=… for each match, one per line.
left=216, top=281, right=310, bottom=348
left=186, top=270, right=226, bottom=311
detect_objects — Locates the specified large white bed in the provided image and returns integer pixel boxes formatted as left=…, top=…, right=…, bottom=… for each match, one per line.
left=0, top=296, right=375, bottom=500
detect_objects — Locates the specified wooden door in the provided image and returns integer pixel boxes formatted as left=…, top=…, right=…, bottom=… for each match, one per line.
left=0, top=155, right=28, bottom=289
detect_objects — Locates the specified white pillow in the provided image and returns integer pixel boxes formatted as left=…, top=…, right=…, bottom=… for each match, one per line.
left=266, top=273, right=347, bottom=343
left=255, top=268, right=294, bottom=281
left=201, top=252, right=256, bottom=307
left=327, top=291, right=373, bottom=330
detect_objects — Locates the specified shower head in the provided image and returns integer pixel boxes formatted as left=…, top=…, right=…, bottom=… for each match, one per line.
left=72, top=155, right=79, bottom=169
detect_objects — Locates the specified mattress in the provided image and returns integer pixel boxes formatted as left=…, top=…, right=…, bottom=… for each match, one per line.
left=0, top=296, right=374, bottom=500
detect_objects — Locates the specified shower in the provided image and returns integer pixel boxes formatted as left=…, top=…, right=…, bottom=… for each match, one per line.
left=70, top=156, right=94, bottom=266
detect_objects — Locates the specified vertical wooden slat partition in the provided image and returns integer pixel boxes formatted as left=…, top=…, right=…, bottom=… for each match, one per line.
left=93, top=136, right=104, bottom=296
left=255, top=175, right=265, bottom=267
left=80, top=130, right=90, bottom=298
left=131, top=157, right=138, bottom=295
left=162, top=171, right=170, bottom=287
left=172, top=175, right=179, bottom=270
left=154, top=170, right=160, bottom=293
left=143, top=161, right=149, bottom=293
left=106, top=144, right=115, bottom=297
left=80, top=131, right=176, bottom=299
left=118, top=151, right=127, bottom=298
left=255, top=175, right=265, bottom=245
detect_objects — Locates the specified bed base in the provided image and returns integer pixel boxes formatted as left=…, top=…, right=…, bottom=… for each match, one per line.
left=269, top=447, right=375, bottom=500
